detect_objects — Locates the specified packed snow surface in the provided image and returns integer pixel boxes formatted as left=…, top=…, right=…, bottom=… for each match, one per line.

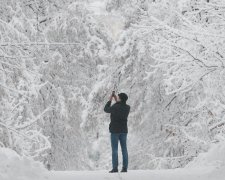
left=1, top=141, right=225, bottom=180
left=48, top=167, right=225, bottom=180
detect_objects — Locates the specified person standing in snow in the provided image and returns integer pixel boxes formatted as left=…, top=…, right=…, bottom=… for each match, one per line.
left=104, top=91, right=130, bottom=173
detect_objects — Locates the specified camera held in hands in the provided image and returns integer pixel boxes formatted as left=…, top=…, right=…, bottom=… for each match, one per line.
left=112, top=91, right=115, bottom=97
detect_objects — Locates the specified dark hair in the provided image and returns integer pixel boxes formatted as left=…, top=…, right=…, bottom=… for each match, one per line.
left=118, top=93, right=128, bottom=102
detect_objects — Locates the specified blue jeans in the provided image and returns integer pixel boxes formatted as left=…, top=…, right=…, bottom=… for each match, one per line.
left=111, top=133, right=128, bottom=169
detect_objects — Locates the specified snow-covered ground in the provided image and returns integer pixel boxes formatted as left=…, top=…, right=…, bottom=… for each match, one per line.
left=48, top=167, right=225, bottom=180
left=49, top=141, right=225, bottom=180
left=1, top=141, right=225, bottom=180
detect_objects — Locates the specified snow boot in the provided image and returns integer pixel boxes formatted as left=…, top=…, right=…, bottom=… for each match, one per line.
left=109, top=168, right=118, bottom=173
left=121, top=167, right=127, bottom=173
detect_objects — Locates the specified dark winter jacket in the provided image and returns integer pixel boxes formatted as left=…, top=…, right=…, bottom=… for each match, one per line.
left=104, top=100, right=130, bottom=133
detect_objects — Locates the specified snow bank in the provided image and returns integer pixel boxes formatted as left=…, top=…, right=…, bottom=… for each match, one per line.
left=0, top=148, right=48, bottom=180
left=48, top=142, right=225, bottom=180
left=187, top=141, right=225, bottom=168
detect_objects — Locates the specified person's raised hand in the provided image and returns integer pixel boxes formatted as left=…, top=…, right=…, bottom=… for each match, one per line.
left=109, top=94, right=113, bottom=101
left=113, top=95, right=118, bottom=102
left=110, top=91, right=115, bottom=101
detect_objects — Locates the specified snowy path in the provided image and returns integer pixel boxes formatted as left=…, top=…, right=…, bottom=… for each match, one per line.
left=47, top=167, right=224, bottom=180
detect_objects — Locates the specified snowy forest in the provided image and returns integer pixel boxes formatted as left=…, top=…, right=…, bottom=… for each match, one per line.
left=1, top=0, right=225, bottom=176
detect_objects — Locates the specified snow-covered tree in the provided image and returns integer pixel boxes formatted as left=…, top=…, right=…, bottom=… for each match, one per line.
left=0, top=0, right=51, bottom=159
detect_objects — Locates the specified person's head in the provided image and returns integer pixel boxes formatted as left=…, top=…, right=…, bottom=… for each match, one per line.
left=117, top=93, right=128, bottom=103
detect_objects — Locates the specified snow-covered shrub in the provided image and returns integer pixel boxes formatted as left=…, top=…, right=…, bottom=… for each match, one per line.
left=187, top=140, right=225, bottom=168
left=0, top=148, right=47, bottom=180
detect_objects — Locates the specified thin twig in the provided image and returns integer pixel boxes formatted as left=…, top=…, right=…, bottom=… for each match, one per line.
left=0, top=42, right=80, bottom=46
